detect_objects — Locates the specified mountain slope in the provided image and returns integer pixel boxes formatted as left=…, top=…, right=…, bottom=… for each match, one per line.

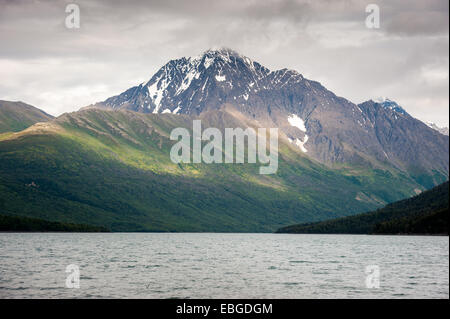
left=0, top=108, right=426, bottom=232
left=91, top=49, right=449, bottom=183
left=358, top=100, right=448, bottom=186
left=276, top=181, right=449, bottom=235
left=0, top=100, right=53, bottom=133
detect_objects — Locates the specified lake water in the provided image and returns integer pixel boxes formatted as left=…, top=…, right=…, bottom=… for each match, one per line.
left=0, top=233, right=448, bottom=299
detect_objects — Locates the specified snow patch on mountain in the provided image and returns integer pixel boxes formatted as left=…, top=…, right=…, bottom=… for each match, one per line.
left=288, top=114, right=307, bottom=132
left=215, top=75, right=226, bottom=82
left=204, top=57, right=214, bottom=69
left=176, top=68, right=200, bottom=95
left=288, top=135, right=308, bottom=153
left=147, top=77, right=169, bottom=113
left=295, top=135, right=309, bottom=153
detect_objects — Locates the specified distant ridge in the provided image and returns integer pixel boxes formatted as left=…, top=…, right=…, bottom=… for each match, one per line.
left=0, top=100, right=53, bottom=133
left=426, top=122, right=449, bottom=136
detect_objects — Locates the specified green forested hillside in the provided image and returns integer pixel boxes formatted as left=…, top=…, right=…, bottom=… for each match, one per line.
left=0, top=108, right=443, bottom=232
left=0, top=100, right=53, bottom=133
left=277, top=181, right=449, bottom=235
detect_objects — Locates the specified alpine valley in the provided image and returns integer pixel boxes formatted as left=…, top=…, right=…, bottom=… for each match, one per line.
left=0, top=49, right=448, bottom=232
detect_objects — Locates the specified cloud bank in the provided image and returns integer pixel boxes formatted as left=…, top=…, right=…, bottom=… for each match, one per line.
left=0, top=0, right=448, bottom=126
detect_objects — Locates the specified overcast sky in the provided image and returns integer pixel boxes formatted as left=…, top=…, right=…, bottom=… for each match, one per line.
left=0, top=0, right=448, bottom=126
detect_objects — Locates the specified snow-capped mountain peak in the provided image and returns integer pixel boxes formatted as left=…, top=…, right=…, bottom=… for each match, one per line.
left=373, top=97, right=408, bottom=116
left=426, top=122, right=449, bottom=136
left=98, top=48, right=306, bottom=115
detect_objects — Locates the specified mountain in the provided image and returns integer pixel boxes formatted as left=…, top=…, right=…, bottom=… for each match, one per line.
left=0, top=100, right=53, bottom=133
left=426, top=122, right=449, bottom=136
left=356, top=99, right=448, bottom=185
left=375, top=98, right=449, bottom=137
left=0, top=48, right=448, bottom=232
left=0, top=107, right=427, bottom=232
left=92, top=48, right=449, bottom=185
left=276, top=181, right=449, bottom=235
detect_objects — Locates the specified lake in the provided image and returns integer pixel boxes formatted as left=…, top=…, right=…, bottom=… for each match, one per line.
left=0, top=233, right=448, bottom=298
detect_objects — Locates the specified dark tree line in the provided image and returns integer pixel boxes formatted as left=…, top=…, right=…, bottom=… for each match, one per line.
left=0, top=214, right=109, bottom=232
left=277, top=181, right=449, bottom=235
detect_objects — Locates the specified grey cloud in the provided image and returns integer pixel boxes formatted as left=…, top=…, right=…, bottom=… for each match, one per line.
left=0, top=0, right=448, bottom=126
left=385, top=10, right=449, bottom=36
